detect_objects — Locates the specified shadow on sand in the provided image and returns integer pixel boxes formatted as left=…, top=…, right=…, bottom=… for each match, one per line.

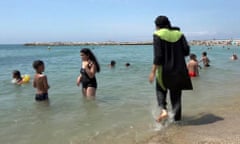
left=182, top=113, right=224, bottom=126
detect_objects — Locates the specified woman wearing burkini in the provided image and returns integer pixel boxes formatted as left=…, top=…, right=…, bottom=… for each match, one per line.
left=149, top=16, right=193, bottom=122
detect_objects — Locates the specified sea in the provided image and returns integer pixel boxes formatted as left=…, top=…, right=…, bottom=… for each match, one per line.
left=0, top=44, right=240, bottom=144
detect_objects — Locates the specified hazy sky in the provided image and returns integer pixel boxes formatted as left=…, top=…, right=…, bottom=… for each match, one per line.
left=1, top=0, right=240, bottom=44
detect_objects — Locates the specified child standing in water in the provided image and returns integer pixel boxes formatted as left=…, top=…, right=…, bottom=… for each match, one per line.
left=32, top=60, right=50, bottom=101
left=200, top=51, right=210, bottom=67
left=76, top=48, right=100, bottom=98
left=187, top=54, right=200, bottom=77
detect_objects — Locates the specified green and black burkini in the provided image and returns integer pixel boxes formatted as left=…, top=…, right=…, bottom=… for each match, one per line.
left=153, top=28, right=192, bottom=121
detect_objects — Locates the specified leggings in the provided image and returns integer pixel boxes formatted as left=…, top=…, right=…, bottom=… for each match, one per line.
left=156, top=81, right=182, bottom=121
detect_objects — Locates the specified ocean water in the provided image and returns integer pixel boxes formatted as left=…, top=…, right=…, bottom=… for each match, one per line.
left=0, top=44, right=240, bottom=144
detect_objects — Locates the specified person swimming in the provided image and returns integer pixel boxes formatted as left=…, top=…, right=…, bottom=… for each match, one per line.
left=108, top=60, right=116, bottom=68
left=125, top=63, right=130, bottom=67
left=231, top=53, right=238, bottom=60
left=12, top=70, right=23, bottom=84
left=200, top=51, right=210, bottom=67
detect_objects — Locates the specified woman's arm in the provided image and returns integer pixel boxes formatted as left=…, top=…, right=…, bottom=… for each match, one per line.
left=149, top=64, right=159, bottom=83
left=76, top=74, right=82, bottom=86
left=85, top=61, right=97, bottom=78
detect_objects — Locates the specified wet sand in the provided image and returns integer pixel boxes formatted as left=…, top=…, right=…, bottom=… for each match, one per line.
left=140, top=96, right=240, bottom=144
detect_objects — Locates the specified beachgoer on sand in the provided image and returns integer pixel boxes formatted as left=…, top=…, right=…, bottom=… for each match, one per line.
left=149, top=15, right=193, bottom=122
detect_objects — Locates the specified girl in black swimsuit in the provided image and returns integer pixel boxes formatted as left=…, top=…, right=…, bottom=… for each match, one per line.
left=76, top=48, right=100, bottom=97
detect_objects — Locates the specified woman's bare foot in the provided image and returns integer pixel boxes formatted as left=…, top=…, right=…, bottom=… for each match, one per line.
left=156, top=110, right=168, bottom=122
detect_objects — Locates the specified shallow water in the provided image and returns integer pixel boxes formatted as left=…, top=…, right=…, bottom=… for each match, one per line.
left=0, top=44, right=240, bottom=144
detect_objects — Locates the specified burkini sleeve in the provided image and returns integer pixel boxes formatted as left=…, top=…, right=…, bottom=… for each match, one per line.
left=181, top=35, right=190, bottom=56
left=153, top=35, right=164, bottom=65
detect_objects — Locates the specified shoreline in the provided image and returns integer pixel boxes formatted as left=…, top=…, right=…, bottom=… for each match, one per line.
left=140, top=95, right=240, bottom=144
left=23, top=39, right=240, bottom=46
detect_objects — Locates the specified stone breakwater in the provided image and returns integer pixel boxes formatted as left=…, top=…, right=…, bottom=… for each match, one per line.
left=189, top=39, right=240, bottom=46
left=24, top=41, right=153, bottom=46
left=24, top=40, right=240, bottom=46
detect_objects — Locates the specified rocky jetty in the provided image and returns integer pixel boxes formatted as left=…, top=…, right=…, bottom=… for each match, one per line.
left=24, top=39, right=240, bottom=46
left=24, top=41, right=152, bottom=46
left=189, top=39, right=240, bottom=46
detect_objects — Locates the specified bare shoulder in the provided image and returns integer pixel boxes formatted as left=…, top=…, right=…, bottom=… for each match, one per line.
left=35, top=74, right=47, bottom=80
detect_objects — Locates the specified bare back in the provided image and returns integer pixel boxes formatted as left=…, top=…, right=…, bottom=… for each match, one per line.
left=33, top=74, right=49, bottom=94
left=187, top=60, right=199, bottom=75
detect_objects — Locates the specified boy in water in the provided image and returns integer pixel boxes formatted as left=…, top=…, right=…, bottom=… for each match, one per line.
left=32, top=60, right=50, bottom=101
left=200, top=51, right=210, bottom=67
left=187, top=54, right=200, bottom=77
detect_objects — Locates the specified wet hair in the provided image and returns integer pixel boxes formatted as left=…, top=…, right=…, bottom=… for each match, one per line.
left=12, top=70, right=21, bottom=79
left=190, top=53, right=197, bottom=60
left=202, top=51, right=207, bottom=56
left=80, top=48, right=100, bottom=72
left=110, top=60, right=116, bottom=66
left=155, top=15, right=171, bottom=28
left=33, top=60, right=44, bottom=70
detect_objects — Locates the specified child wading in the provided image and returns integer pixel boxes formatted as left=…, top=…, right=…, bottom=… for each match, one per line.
left=32, top=60, right=50, bottom=101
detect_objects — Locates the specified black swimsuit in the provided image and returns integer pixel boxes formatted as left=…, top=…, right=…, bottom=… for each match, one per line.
left=80, top=68, right=97, bottom=89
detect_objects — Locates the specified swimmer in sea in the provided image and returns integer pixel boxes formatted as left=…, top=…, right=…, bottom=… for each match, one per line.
left=231, top=53, right=238, bottom=60
left=125, top=63, right=130, bottom=67
left=12, top=70, right=23, bottom=85
left=187, top=54, right=200, bottom=77
left=200, top=51, right=210, bottom=67
left=108, top=60, right=116, bottom=68
left=32, top=60, right=50, bottom=101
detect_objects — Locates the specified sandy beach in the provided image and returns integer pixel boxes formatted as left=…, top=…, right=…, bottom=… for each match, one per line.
left=141, top=96, right=240, bottom=144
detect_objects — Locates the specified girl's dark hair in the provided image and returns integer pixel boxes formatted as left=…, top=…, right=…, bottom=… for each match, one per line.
left=80, top=48, right=100, bottom=72
left=13, top=70, right=21, bottom=78
left=155, top=15, right=171, bottom=28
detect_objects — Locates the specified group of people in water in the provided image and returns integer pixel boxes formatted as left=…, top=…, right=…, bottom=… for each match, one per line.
left=187, top=51, right=210, bottom=77
left=187, top=50, right=238, bottom=78
left=108, top=60, right=131, bottom=68
left=12, top=60, right=50, bottom=101
left=11, top=15, right=238, bottom=124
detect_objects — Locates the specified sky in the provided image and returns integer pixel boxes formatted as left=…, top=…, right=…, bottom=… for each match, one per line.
left=0, top=0, right=240, bottom=44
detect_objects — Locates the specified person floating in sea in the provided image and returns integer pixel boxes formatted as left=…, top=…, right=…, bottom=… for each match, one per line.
left=187, top=54, right=200, bottom=77
left=200, top=51, right=210, bottom=67
left=33, top=60, right=50, bottom=101
left=12, top=70, right=31, bottom=85
left=12, top=70, right=23, bottom=85
left=125, top=63, right=130, bottom=67
left=149, top=15, right=193, bottom=123
left=230, top=53, right=238, bottom=60
left=76, top=48, right=100, bottom=98
left=108, top=60, right=116, bottom=68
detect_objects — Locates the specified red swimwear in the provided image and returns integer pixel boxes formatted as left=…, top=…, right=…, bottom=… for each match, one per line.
left=189, top=72, right=197, bottom=77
